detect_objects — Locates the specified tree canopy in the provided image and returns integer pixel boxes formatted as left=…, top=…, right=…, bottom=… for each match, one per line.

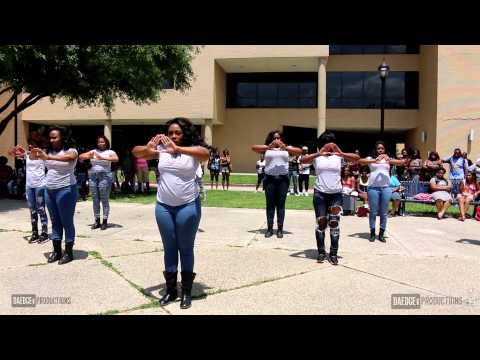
left=0, top=45, right=200, bottom=135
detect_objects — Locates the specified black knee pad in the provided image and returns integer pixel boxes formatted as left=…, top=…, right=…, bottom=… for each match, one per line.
left=328, top=206, right=342, bottom=229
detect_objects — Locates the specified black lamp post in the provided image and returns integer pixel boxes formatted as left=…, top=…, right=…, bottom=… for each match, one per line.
left=378, top=59, right=390, bottom=139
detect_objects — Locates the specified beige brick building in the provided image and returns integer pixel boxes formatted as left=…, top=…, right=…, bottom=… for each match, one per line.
left=2, top=45, right=480, bottom=172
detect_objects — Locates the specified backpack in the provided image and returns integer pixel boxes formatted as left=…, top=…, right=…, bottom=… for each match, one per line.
left=357, top=206, right=369, bottom=217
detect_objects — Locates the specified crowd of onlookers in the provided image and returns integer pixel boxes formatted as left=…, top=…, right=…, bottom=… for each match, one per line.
left=206, top=148, right=232, bottom=190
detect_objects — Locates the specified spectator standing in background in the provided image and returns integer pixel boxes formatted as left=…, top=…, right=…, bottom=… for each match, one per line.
left=463, top=152, right=473, bottom=167
left=407, top=148, right=423, bottom=182
left=288, top=154, right=300, bottom=196
left=135, top=156, right=150, bottom=194
left=443, top=148, right=468, bottom=181
left=0, top=156, right=14, bottom=198
left=395, top=148, right=410, bottom=181
left=255, top=154, right=266, bottom=192
left=298, top=146, right=311, bottom=196
left=121, top=148, right=135, bottom=193
left=422, top=151, right=442, bottom=182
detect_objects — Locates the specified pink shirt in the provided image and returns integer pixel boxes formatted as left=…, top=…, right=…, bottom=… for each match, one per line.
left=135, top=158, right=148, bottom=170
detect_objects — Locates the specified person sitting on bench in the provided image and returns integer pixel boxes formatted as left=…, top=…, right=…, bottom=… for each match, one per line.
left=430, top=167, right=452, bottom=220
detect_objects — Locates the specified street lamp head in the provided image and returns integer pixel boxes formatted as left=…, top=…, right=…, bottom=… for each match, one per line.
left=378, top=60, right=390, bottom=79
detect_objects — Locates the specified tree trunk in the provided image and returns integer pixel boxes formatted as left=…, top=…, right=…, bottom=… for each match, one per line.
left=0, top=93, right=45, bottom=136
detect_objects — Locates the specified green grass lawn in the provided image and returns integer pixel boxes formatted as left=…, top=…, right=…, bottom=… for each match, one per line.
left=110, top=190, right=466, bottom=217
left=115, top=171, right=258, bottom=185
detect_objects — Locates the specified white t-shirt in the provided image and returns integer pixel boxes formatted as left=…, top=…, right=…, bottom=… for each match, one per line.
left=156, top=149, right=200, bottom=207
left=264, top=149, right=289, bottom=176
left=313, top=155, right=342, bottom=193
left=256, top=160, right=266, bottom=174
left=45, top=148, right=78, bottom=190
left=89, top=149, right=117, bottom=173
left=25, top=153, right=46, bottom=188
left=368, top=158, right=391, bottom=187
left=195, top=164, right=203, bottom=179
left=299, top=155, right=311, bottom=175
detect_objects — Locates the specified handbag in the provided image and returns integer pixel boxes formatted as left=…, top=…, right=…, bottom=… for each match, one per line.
left=475, top=207, right=480, bottom=221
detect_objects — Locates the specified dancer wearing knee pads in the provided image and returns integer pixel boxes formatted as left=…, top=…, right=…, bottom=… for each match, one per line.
left=301, top=131, right=359, bottom=265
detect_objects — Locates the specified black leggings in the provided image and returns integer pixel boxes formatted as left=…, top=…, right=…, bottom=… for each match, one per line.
left=210, top=170, right=219, bottom=182
left=298, top=174, right=310, bottom=192
left=264, top=174, right=289, bottom=227
left=256, top=173, right=265, bottom=190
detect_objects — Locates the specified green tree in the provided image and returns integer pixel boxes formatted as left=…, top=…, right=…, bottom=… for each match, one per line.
left=0, top=45, right=200, bottom=136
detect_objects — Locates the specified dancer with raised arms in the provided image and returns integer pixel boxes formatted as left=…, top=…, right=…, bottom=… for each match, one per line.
left=358, top=141, right=406, bottom=242
left=132, top=118, right=209, bottom=309
left=252, top=130, right=302, bottom=238
left=300, top=131, right=360, bottom=265
left=30, top=127, right=79, bottom=264
left=9, top=131, right=49, bottom=243
left=79, top=135, right=119, bottom=230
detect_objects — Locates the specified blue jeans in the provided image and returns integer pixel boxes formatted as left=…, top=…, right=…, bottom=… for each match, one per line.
left=288, top=170, right=299, bottom=194
left=89, top=172, right=112, bottom=220
left=26, top=186, right=48, bottom=234
left=367, top=186, right=392, bottom=230
left=45, top=185, right=78, bottom=243
left=155, top=197, right=201, bottom=273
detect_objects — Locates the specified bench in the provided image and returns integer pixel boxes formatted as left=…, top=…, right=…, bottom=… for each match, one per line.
left=399, top=180, right=480, bottom=216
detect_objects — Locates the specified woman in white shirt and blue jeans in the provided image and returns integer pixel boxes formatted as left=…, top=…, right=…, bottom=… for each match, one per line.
left=31, top=127, right=79, bottom=265
left=79, top=135, right=119, bottom=230
left=252, top=130, right=302, bottom=238
left=132, top=118, right=209, bottom=309
left=359, top=141, right=406, bottom=242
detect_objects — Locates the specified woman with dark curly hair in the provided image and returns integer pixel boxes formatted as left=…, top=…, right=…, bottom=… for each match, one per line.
left=407, top=148, right=422, bottom=182
left=422, top=151, right=442, bottom=181
left=132, top=118, right=209, bottom=310
left=358, top=141, right=406, bottom=242
left=252, top=130, right=302, bottom=238
left=220, top=148, right=232, bottom=190
left=30, top=126, right=78, bottom=265
left=79, top=135, right=119, bottom=230
left=207, top=148, right=221, bottom=190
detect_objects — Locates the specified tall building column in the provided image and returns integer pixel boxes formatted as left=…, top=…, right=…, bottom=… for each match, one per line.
left=104, top=118, right=113, bottom=146
left=204, top=119, right=213, bottom=147
left=317, top=57, right=327, bottom=136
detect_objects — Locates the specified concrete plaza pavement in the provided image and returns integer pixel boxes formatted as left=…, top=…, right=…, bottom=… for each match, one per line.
left=1, top=197, right=480, bottom=315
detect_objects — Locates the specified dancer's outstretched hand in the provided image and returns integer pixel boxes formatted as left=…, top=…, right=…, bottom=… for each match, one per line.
left=8, top=145, right=25, bottom=157
left=376, top=154, right=390, bottom=162
left=31, top=148, right=48, bottom=160
left=159, top=135, right=178, bottom=154
left=147, top=135, right=162, bottom=150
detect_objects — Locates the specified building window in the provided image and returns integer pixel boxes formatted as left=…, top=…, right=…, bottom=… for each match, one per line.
left=329, top=45, right=420, bottom=55
left=327, top=71, right=419, bottom=109
left=226, top=73, right=318, bottom=108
